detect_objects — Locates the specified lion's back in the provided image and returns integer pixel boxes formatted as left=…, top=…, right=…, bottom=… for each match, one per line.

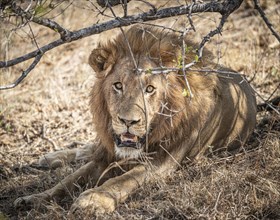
left=199, top=71, right=257, bottom=155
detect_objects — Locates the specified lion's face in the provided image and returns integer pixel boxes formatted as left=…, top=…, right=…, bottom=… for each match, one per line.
left=102, top=58, right=168, bottom=158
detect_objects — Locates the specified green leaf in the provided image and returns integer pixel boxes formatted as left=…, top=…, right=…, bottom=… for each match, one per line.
left=34, top=5, right=47, bottom=15
left=146, top=69, right=152, bottom=74
left=271, top=66, right=278, bottom=77
left=185, top=46, right=193, bottom=54
left=194, top=55, right=199, bottom=62
left=182, top=88, right=189, bottom=97
left=177, top=56, right=183, bottom=68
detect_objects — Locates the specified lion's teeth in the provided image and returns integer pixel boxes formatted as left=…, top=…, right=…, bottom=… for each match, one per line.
left=121, top=134, right=138, bottom=142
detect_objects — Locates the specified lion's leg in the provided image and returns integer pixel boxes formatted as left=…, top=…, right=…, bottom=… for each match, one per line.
left=39, top=143, right=94, bottom=169
left=69, top=163, right=176, bottom=215
left=69, top=165, right=147, bottom=215
left=14, top=160, right=108, bottom=210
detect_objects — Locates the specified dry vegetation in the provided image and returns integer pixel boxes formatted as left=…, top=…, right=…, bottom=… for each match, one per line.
left=0, top=1, right=279, bottom=219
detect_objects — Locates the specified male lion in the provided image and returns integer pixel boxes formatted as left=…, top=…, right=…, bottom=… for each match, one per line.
left=15, top=25, right=257, bottom=215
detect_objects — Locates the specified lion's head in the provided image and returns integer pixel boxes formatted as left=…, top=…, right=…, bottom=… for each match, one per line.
left=89, top=25, right=217, bottom=159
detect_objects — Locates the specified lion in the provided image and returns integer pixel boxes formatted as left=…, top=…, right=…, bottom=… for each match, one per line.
left=14, top=25, right=257, bottom=215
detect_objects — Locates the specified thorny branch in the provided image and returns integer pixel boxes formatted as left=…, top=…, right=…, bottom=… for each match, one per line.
left=0, top=0, right=244, bottom=90
left=9, top=4, right=71, bottom=40
left=1, top=54, right=43, bottom=90
left=253, top=0, right=280, bottom=43
left=137, top=13, right=229, bottom=76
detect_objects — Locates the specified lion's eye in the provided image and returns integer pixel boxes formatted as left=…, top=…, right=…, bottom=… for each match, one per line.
left=146, top=85, right=155, bottom=93
left=113, top=82, right=123, bottom=91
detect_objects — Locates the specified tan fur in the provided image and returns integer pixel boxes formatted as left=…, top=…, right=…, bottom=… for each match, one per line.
left=14, top=25, right=257, bottom=216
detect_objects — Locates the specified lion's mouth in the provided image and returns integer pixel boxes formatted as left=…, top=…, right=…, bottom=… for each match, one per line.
left=114, top=132, right=146, bottom=149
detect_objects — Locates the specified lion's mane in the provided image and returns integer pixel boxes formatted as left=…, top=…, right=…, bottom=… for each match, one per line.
left=89, top=25, right=256, bottom=161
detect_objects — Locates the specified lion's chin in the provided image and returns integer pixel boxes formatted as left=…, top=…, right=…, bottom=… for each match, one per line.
left=114, top=145, right=143, bottom=159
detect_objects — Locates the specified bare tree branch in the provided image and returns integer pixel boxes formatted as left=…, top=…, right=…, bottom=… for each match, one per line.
left=0, top=54, right=43, bottom=90
left=253, top=0, right=280, bottom=43
left=0, top=0, right=243, bottom=69
left=0, top=0, right=245, bottom=90
left=7, top=3, right=71, bottom=39
left=197, top=13, right=228, bottom=57
left=140, top=11, right=229, bottom=77
left=257, top=96, right=280, bottom=113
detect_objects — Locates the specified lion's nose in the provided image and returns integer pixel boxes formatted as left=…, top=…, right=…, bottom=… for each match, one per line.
left=118, top=116, right=141, bottom=127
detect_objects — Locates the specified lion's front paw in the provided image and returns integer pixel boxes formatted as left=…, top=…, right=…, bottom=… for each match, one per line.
left=14, top=193, right=50, bottom=210
left=69, top=189, right=116, bottom=216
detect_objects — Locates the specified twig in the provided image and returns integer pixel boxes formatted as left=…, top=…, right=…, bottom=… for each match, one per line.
left=182, top=30, right=194, bottom=98
left=197, top=13, right=229, bottom=59
left=27, top=22, right=40, bottom=50
left=266, top=83, right=280, bottom=101
left=255, top=93, right=280, bottom=115
left=253, top=0, right=280, bottom=43
left=41, top=124, right=59, bottom=151
left=0, top=54, right=43, bottom=90
left=10, top=4, right=71, bottom=40
left=257, top=96, right=280, bottom=113
left=187, top=0, right=196, bottom=32
left=123, top=0, right=128, bottom=17
left=137, top=22, right=183, bottom=34
left=159, top=144, right=182, bottom=168
left=213, top=191, right=222, bottom=213
left=135, top=0, right=157, bottom=14
left=95, top=159, right=135, bottom=187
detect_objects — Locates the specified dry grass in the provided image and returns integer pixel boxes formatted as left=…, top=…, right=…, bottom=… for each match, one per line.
left=0, top=1, right=279, bottom=219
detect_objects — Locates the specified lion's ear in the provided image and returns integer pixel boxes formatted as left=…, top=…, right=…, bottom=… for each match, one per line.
left=89, top=48, right=111, bottom=74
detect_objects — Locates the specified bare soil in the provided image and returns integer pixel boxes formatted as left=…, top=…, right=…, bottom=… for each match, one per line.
left=0, top=1, right=279, bottom=219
